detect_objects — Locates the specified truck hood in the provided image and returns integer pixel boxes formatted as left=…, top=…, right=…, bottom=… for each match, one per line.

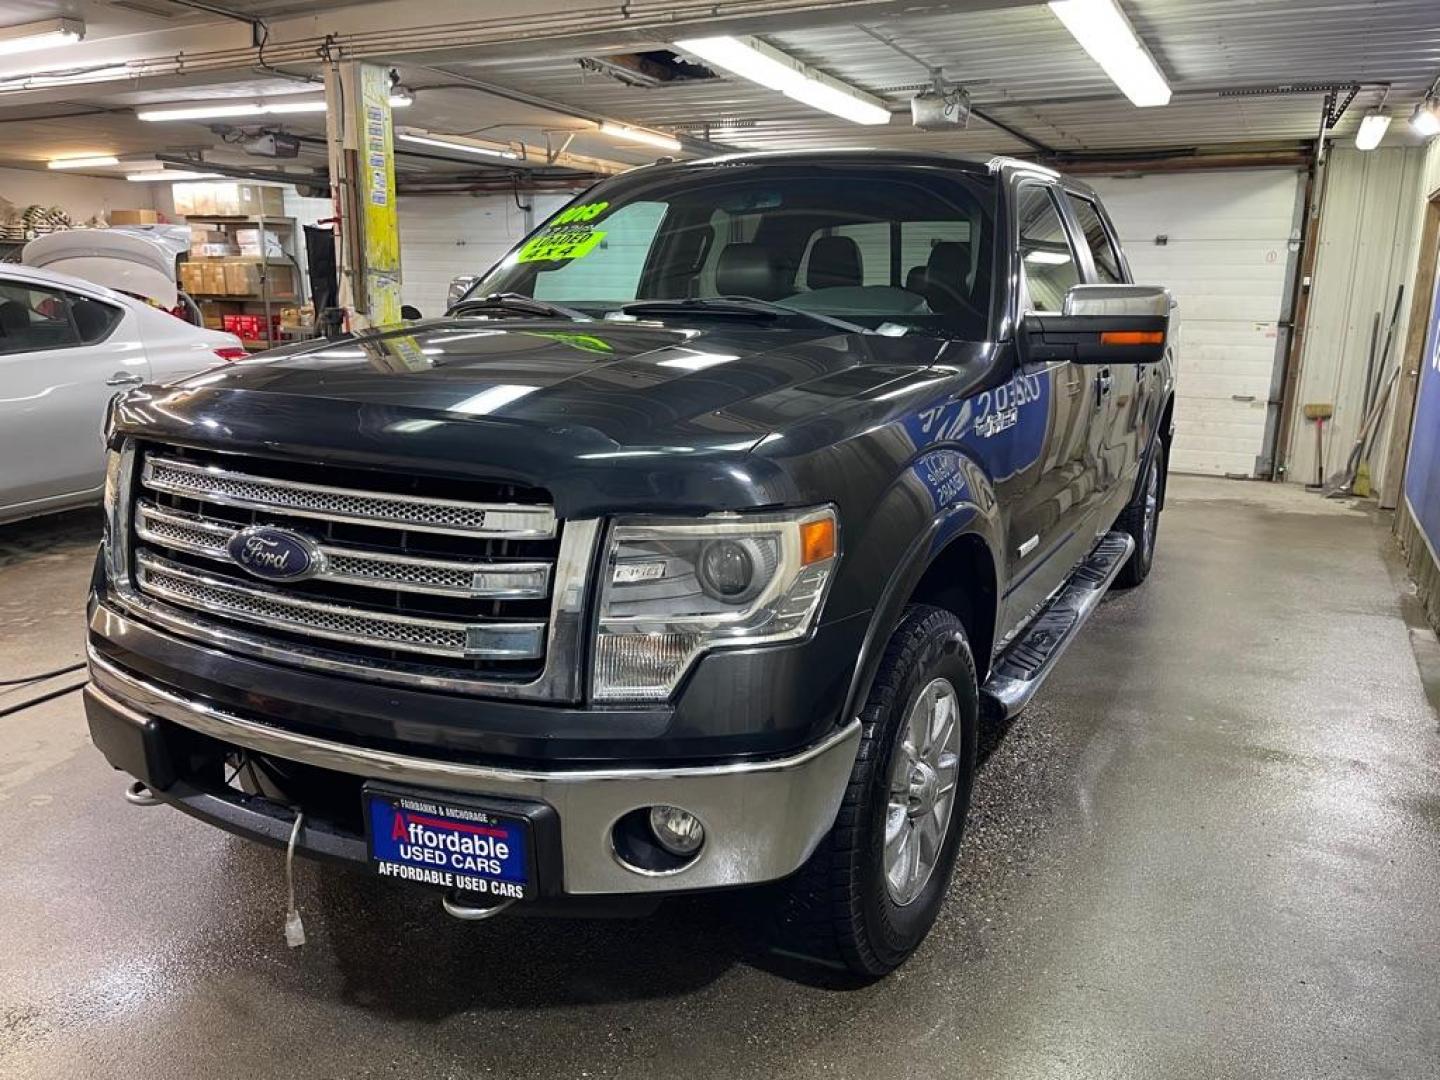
left=117, top=317, right=958, bottom=518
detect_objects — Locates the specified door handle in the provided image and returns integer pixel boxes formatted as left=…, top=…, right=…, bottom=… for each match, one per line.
left=106, top=371, right=144, bottom=387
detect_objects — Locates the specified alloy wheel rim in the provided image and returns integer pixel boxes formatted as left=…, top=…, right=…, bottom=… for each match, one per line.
left=1142, top=458, right=1159, bottom=556
left=884, top=677, right=962, bottom=906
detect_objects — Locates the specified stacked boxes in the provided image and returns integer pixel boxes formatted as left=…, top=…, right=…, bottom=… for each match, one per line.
left=173, top=183, right=285, bottom=217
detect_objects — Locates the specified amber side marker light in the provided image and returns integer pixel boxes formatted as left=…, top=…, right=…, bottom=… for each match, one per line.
left=1101, top=330, right=1164, bottom=346
left=800, top=518, right=838, bottom=565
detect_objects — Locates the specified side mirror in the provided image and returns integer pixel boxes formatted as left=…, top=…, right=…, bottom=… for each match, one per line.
left=447, top=275, right=480, bottom=308
left=1020, top=284, right=1173, bottom=365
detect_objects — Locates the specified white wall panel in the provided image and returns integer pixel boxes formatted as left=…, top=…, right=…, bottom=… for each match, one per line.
left=0, top=166, right=155, bottom=225
left=1089, top=169, right=1302, bottom=477
left=1290, top=146, right=1427, bottom=494
left=395, top=193, right=569, bottom=318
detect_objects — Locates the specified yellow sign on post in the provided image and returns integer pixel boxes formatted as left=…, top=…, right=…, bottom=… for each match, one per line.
left=356, top=63, right=401, bottom=327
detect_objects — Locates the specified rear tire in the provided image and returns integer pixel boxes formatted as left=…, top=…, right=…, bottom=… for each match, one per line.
left=1114, top=443, right=1165, bottom=588
left=771, top=605, right=978, bottom=977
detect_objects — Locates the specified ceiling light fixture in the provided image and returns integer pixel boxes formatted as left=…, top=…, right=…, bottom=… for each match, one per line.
left=397, top=132, right=520, bottom=160
left=125, top=170, right=224, bottom=182
left=1047, top=0, right=1171, bottom=107
left=597, top=121, right=683, bottom=152
left=675, top=35, right=891, bottom=125
left=48, top=155, right=120, bottom=170
left=0, top=17, right=84, bottom=57
left=139, top=93, right=411, bottom=122
left=1354, top=109, right=1392, bottom=151
left=1411, top=96, right=1440, bottom=138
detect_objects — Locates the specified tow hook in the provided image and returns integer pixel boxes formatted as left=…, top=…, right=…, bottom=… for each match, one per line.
left=441, top=892, right=516, bottom=922
left=123, top=780, right=161, bottom=806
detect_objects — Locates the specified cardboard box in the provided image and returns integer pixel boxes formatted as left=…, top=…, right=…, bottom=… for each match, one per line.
left=236, top=185, right=286, bottom=217
left=191, top=242, right=236, bottom=258
left=109, top=209, right=160, bottom=226
left=178, top=262, right=204, bottom=295
left=199, top=262, right=227, bottom=295
left=223, top=260, right=296, bottom=298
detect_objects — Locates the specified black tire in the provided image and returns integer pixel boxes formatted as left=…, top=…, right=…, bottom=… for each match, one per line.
left=772, top=605, right=978, bottom=977
left=1114, top=442, right=1165, bottom=589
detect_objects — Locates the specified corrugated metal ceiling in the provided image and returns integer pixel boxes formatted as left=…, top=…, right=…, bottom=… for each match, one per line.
left=467, top=0, right=1440, bottom=154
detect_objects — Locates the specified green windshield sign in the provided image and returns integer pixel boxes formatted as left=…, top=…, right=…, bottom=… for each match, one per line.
left=517, top=201, right=610, bottom=263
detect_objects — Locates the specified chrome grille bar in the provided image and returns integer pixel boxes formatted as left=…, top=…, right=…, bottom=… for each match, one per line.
left=134, top=552, right=545, bottom=660
left=142, top=456, right=556, bottom=539
left=135, top=501, right=551, bottom=599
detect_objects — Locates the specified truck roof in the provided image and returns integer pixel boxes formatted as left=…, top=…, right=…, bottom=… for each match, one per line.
left=663, top=147, right=1097, bottom=197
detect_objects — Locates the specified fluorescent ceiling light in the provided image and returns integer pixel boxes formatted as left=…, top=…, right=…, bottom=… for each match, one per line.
left=1047, top=0, right=1171, bottom=107
left=126, top=170, right=224, bottom=182
left=1025, top=250, right=1074, bottom=265
left=48, top=155, right=119, bottom=170
left=0, top=17, right=83, bottom=57
left=1354, top=110, right=1392, bottom=151
left=657, top=351, right=739, bottom=371
left=139, top=94, right=410, bottom=122
left=598, top=122, right=682, bottom=152
left=676, top=35, right=891, bottom=125
left=397, top=132, right=519, bottom=160
left=448, top=384, right=539, bottom=415
left=1411, top=97, right=1440, bottom=138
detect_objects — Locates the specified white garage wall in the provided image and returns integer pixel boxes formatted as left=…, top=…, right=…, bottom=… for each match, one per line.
left=0, top=166, right=156, bottom=226
left=1088, top=169, right=1303, bottom=477
left=396, top=193, right=571, bottom=317
left=1291, top=146, right=1428, bottom=497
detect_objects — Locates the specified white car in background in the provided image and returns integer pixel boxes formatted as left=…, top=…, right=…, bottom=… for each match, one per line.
left=0, top=262, right=244, bottom=525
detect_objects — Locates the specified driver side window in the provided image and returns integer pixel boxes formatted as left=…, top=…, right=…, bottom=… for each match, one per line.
left=1015, top=185, right=1081, bottom=314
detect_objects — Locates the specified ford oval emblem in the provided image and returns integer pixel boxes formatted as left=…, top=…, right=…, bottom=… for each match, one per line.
left=227, top=526, right=325, bottom=582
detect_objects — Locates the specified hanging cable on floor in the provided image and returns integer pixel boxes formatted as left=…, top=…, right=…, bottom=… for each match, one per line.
left=0, top=662, right=84, bottom=686
left=284, top=810, right=307, bottom=948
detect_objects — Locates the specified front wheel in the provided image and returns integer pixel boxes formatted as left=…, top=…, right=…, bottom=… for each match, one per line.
left=1114, top=443, right=1164, bottom=588
left=772, top=605, right=978, bottom=977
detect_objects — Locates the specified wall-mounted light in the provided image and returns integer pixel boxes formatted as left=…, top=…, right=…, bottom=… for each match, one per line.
left=597, top=122, right=683, bottom=152
left=675, top=35, right=891, bottom=125
left=1354, top=109, right=1392, bottom=151
left=1047, top=0, right=1171, bottom=107
left=0, top=17, right=84, bottom=57
left=1411, top=96, right=1440, bottom=138
left=48, top=155, right=120, bottom=170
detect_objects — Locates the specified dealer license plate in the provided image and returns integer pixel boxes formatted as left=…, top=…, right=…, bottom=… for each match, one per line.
left=365, top=789, right=531, bottom=901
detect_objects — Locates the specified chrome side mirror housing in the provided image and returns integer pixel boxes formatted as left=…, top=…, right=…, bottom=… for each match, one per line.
left=447, top=275, right=481, bottom=308
left=1021, top=284, right=1173, bottom=365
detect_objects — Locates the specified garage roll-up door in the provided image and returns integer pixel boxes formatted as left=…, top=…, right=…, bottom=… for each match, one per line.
left=1087, top=170, right=1303, bottom=477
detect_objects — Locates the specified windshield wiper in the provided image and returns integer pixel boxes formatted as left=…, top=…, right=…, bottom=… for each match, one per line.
left=621, top=296, right=870, bottom=335
left=449, top=292, right=591, bottom=321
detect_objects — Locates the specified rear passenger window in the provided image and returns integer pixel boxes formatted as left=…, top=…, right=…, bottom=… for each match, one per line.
left=69, top=295, right=124, bottom=343
left=0, top=282, right=80, bottom=355
left=1015, top=186, right=1081, bottom=314
left=1065, top=194, right=1124, bottom=284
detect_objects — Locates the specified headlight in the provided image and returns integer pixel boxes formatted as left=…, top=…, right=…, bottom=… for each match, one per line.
left=592, top=507, right=839, bottom=702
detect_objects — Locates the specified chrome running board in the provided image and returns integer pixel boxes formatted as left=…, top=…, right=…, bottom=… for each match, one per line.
left=981, top=531, right=1135, bottom=719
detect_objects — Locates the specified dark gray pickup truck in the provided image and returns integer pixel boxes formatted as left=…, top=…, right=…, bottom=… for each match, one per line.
left=86, top=150, right=1174, bottom=976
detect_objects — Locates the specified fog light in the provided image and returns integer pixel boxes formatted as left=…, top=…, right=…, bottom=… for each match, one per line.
left=648, top=805, right=705, bottom=856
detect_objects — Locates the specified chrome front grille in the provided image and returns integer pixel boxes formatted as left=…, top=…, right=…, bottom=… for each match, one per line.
left=142, top=455, right=557, bottom=538
left=114, top=443, right=596, bottom=697
left=136, top=553, right=544, bottom=659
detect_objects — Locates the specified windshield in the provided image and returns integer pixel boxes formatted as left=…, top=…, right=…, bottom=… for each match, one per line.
left=472, top=163, right=997, bottom=339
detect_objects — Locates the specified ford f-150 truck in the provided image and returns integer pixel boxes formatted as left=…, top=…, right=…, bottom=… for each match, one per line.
left=85, top=150, right=1174, bottom=976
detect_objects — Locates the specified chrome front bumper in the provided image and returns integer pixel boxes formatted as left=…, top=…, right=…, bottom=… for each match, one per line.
left=87, top=652, right=860, bottom=896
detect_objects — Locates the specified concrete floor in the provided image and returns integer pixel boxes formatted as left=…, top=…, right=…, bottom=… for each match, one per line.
left=1, top=477, right=1438, bottom=1079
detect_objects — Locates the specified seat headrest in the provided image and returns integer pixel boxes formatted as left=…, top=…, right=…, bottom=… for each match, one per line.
left=923, top=241, right=973, bottom=312
left=715, top=243, right=792, bottom=301
left=0, top=300, right=28, bottom=334
left=905, top=265, right=928, bottom=294
left=806, top=235, right=863, bottom=290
